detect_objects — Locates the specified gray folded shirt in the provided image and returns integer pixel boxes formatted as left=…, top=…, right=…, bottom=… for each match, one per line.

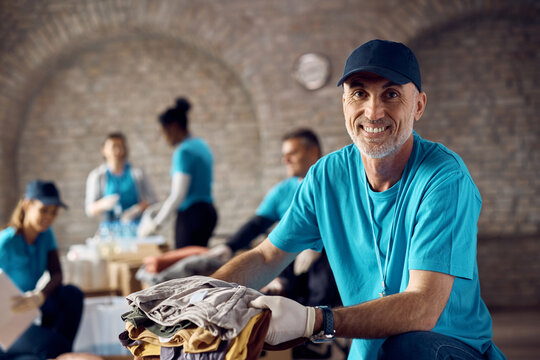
left=125, top=275, right=263, bottom=340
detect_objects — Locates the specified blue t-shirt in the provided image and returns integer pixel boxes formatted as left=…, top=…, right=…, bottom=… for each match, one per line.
left=269, top=132, right=497, bottom=359
left=171, top=137, right=214, bottom=211
left=0, top=227, right=57, bottom=292
left=103, top=163, right=139, bottom=213
left=256, top=177, right=301, bottom=222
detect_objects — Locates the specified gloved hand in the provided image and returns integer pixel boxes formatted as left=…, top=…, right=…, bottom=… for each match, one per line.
left=207, top=244, right=233, bottom=261
left=250, top=295, right=315, bottom=345
left=11, top=290, right=45, bottom=313
left=294, top=249, right=322, bottom=275
left=137, top=217, right=158, bottom=238
left=121, top=204, right=142, bottom=223
left=96, top=194, right=120, bottom=212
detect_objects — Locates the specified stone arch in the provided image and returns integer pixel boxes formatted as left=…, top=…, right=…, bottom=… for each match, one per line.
left=13, top=32, right=260, bottom=248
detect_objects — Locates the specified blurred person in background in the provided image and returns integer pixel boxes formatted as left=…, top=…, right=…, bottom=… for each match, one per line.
left=208, top=128, right=342, bottom=359
left=210, top=128, right=337, bottom=303
left=85, top=132, right=156, bottom=228
left=0, top=180, right=83, bottom=359
left=138, top=98, right=217, bottom=249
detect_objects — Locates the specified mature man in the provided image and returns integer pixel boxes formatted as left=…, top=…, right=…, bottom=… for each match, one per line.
left=212, top=40, right=505, bottom=359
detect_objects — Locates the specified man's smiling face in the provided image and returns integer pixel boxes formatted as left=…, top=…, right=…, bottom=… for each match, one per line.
left=342, top=72, right=425, bottom=159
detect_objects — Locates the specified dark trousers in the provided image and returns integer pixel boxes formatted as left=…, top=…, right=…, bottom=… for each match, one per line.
left=175, top=202, right=218, bottom=249
left=1, top=284, right=84, bottom=359
left=378, top=331, right=486, bottom=360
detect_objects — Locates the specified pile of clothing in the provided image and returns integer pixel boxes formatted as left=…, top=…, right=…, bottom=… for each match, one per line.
left=118, top=275, right=272, bottom=359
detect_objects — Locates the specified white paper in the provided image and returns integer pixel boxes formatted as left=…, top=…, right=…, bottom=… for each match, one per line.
left=0, top=271, right=40, bottom=350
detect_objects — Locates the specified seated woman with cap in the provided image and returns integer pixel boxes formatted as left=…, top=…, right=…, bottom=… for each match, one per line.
left=0, top=180, right=84, bottom=359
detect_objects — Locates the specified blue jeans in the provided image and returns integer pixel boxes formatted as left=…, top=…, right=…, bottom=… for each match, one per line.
left=0, top=284, right=84, bottom=359
left=40, top=284, right=84, bottom=345
left=378, top=331, right=486, bottom=360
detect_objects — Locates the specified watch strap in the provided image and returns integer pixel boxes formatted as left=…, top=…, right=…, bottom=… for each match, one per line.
left=318, top=305, right=334, bottom=336
left=310, top=305, right=335, bottom=342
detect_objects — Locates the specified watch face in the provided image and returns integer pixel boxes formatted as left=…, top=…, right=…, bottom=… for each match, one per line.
left=311, top=330, right=335, bottom=343
left=293, top=53, right=331, bottom=91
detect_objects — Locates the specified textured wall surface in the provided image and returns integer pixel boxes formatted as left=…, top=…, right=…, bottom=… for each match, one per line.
left=0, top=0, right=538, bottom=307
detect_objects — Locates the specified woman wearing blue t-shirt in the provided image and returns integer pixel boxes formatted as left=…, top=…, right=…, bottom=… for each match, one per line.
left=85, top=132, right=156, bottom=226
left=138, top=98, right=217, bottom=249
left=0, top=180, right=83, bottom=358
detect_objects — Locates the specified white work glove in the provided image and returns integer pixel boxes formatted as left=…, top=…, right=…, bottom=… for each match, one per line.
left=11, top=290, right=45, bottom=313
left=207, top=244, right=233, bottom=261
left=96, top=194, right=120, bottom=212
left=294, top=249, right=322, bottom=276
left=121, top=204, right=142, bottom=223
left=250, top=295, right=316, bottom=345
left=137, top=217, right=158, bottom=238
left=260, top=278, right=284, bottom=295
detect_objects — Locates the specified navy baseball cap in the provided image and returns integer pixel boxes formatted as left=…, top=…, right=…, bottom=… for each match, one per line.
left=337, top=39, right=421, bottom=92
left=25, top=180, right=68, bottom=208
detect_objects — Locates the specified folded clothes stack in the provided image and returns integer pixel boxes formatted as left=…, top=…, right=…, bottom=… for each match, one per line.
left=118, top=275, right=272, bottom=359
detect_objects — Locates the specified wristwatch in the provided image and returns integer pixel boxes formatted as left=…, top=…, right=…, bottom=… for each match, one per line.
left=310, top=305, right=335, bottom=343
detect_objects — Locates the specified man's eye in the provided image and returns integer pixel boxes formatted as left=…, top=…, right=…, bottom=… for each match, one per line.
left=386, top=91, right=399, bottom=98
left=353, top=90, right=365, bottom=98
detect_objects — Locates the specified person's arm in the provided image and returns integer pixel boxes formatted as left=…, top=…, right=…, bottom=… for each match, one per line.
left=138, top=172, right=190, bottom=237
left=226, top=215, right=275, bottom=252
left=41, top=249, right=63, bottom=298
left=85, top=168, right=102, bottom=217
left=316, top=269, right=454, bottom=339
left=121, top=167, right=157, bottom=222
left=153, top=172, right=190, bottom=227
left=85, top=166, right=119, bottom=217
left=135, top=167, right=157, bottom=211
left=211, top=237, right=299, bottom=290
left=11, top=249, right=63, bottom=313
left=250, top=269, right=454, bottom=345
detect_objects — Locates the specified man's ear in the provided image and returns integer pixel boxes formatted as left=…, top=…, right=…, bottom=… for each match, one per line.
left=415, top=92, right=427, bottom=121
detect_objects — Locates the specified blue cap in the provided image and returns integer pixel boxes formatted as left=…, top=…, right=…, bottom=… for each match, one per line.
left=25, top=180, right=68, bottom=208
left=337, top=39, right=421, bottom=92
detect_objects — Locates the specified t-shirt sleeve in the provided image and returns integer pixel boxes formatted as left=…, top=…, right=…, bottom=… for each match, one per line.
left=0, top=229, right=11, bottom=267
left=408, top=172, right=481, bottom=280
left=255, top=184, right=282, bottom=222
left=172, top=147, right=194, bottom=175
left=268, top=169, right=323, bottom=253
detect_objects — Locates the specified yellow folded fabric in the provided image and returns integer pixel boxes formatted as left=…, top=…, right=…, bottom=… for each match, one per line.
left=126, top=341, right=161, bottom=356
left=125, top=321, right=221, bottom=352
left=184, top=326, right=221, bottom=353
left=126, top=322, right=162, bottom=346
left=225, top=312, right=264, bottom=360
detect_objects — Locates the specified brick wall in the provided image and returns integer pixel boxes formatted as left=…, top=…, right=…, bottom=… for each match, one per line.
left=0, top=0, right=538, bottom=307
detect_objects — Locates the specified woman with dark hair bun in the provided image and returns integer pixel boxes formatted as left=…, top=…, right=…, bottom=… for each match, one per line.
left=138, top=97, right=218, bottom=249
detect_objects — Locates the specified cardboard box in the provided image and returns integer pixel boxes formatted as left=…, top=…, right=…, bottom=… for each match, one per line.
left=106, top=243, right=163, bottom=296
left=107, top=260, right=143, bottom=297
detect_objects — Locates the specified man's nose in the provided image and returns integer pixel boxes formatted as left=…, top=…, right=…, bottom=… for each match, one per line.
left=364, top=97, right=385, bottom=120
